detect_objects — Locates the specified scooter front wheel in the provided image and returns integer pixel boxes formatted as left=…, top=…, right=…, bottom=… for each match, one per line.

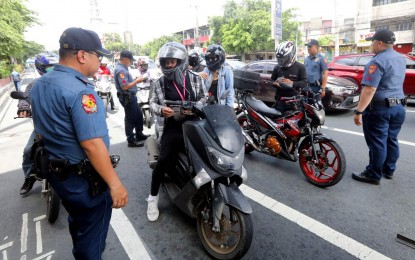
left=144, top=109, right=151, bottom=128
left=197, top=205, right=253, bottom=260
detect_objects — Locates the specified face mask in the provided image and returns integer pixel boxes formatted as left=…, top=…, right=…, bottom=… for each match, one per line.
left=45, top=66, right=54, bottom=73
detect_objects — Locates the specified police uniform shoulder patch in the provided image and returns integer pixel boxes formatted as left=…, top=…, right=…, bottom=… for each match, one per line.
left=120, top=72, right=125, bottom=79
left=82, top=94, right=98, bottom=114
left=368, top=65, right=377, bottom=74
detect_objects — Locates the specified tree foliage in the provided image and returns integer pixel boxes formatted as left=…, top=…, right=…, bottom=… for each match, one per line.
left=140, top=34, right=182, bottom=60
left=208, top=0, right=302, bottom=57
left=0, top=0, right=39, bottom=61
left=318, top=34, right=335, bottom=46
left=102, top=33, right=127, bottom=52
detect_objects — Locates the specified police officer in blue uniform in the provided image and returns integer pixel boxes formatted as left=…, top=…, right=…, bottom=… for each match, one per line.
left=30, top=27, right=128, bottom=259
left=304, top=39, right=328, bottom=97
left=352, top=29, right=406, bottom=185
left=114, top=51, right=149, bottom=147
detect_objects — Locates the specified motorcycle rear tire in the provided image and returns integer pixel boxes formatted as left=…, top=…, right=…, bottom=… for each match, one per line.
left=197, top=205, right=253, bottom=260
left=237, top=114, right=254, bottom=154
left=46, top=183, right=60, bottom=224
left=298, top=139, right=346, bottom=187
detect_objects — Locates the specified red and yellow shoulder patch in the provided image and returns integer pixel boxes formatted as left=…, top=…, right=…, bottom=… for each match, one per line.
left=368, top=65, right=377, bottom=74
left=82, top=94, right=98, bottom=114
left=119, top=72, right=125, bottom=79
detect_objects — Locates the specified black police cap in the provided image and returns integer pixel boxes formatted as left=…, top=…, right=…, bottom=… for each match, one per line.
left=59, top=27, right=111, bottom=56
left=120, top=50, right=136, bottom=61
left=305, top=39, right=320, bottom=47
left=365, top=29, right=396, bottom=44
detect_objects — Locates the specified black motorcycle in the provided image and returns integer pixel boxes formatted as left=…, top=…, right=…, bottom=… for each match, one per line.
left=11, top=91, right=60, bottom=223
left=146, top=95, right=253, bottom=260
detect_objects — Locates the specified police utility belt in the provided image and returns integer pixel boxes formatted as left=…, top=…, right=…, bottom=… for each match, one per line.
left=369, top=97, right=407, bottom=109
left=307, top=80, right=321, bottom=87
left=31, top=138, right=120, bottom=197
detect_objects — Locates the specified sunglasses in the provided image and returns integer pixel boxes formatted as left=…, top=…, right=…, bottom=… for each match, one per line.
left=74, top=50, right=103, bottom=61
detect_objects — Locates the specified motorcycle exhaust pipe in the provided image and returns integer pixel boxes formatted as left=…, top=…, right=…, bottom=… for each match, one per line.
left=241, top=128, right=261, bottom=151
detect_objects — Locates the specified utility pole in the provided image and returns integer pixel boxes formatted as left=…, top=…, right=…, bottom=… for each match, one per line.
left=191, top=3, right=199, bottom=49
left=334, top=0, right=340, bottom=57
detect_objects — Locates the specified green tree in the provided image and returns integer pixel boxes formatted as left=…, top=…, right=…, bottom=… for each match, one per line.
left=318, top=35, right=335, bottom=46
left=23, top=41, right=45, bottom=61
left=140, top=34, right=182, bottom=60
left=208, top=1, right=302, bottom=59
left=0, top=0, right=39, bottom=61
left=102, top=33, right=127, bottom=52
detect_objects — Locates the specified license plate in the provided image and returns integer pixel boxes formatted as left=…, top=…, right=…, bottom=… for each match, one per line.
left=353, top=95, right=360, bottom=102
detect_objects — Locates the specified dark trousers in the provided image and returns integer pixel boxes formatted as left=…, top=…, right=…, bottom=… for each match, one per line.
left=48, top=173, right=112, bottom=260
left=13, top=80, right=21, bottom=91
left=362, top=104, right=406, bottom=180
left=150, top=127, right=185, bottom=195
left=119, top=95, right=144, bottom=143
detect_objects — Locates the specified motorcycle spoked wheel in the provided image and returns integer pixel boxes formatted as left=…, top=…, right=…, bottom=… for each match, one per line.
left=46, top=181, right=60, bottom=224
left=237, top=114, right=254, bottom=154
left=298, top=139, right=346, bottom=187
left=197, top=206, right=253, bottom=260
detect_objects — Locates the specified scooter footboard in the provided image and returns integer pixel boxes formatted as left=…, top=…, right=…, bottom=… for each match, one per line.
left=215, top=183, right=252, bottom=215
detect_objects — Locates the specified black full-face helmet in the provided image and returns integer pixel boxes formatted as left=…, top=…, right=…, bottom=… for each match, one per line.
left=188, top=49, right=201, bottom=67
left=204, top=44, right=225, bottom=71
left=276, top=41, right=296, bottom=68
left=157, top=42, right=188, bottom=81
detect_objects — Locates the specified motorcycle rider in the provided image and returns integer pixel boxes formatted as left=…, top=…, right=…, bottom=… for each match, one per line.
left=199, top=44, right=234, bottom=106
left=146, top=42, right=206, bottom=221
left=18, top=53, right=58, bottom=195
left=137, top=59, right=151, bottom=87
left=96, top=57, right=115, bottom=110
left=271, top=41, right=307, bottom=112
left=188, top=49, right=205, bottom=72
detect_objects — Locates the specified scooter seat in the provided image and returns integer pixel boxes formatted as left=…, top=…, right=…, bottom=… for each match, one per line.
left=245, top=95, right=282, bottom=118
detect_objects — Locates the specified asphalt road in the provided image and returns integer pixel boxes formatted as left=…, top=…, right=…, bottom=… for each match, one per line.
left=0, top=71, right=414, bottom=260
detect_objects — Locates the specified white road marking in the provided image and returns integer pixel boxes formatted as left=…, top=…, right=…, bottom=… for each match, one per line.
left=33, top=215, right=46, bottom=254
left=20, top=213, right=28, bottom=254
left=321, top=126, right=415, bottom=146
left=240, top=184, right=391, bottom=260
left=31, top=251, right=55, bottom=260
left=0, top=241, right=13, bottom=260
left=110, top=209, right=152, bottom=260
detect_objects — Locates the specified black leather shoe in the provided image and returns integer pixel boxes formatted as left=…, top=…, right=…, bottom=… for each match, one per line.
left=128, top=140, right=145, bottom=147
left=383, top=173, right=393, bottom=179
left=136, top=133, right=150, bottom=141
left=20, top=176, right=36, bottom=195
left=352, top=171, right=380, bottom=185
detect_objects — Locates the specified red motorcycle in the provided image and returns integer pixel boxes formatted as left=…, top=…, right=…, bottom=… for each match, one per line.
left=235, top=89, right=346, bottom=187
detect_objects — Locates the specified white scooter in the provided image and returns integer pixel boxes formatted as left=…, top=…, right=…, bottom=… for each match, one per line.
left=137, top=74, right=152, bottom=128
left=95, top=75, right=113, bottom=117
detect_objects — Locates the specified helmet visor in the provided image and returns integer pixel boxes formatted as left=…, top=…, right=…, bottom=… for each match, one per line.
left=158, top=45, right=186, bottom=60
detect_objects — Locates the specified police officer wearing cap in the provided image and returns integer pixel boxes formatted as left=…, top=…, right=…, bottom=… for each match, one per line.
left=30, top=27, right=128, bottom=259
left=352, top=29, right=406, bottom=185
left=114, top=50, right=149, bottom=147
left=304, top=39, right=328, bottom=97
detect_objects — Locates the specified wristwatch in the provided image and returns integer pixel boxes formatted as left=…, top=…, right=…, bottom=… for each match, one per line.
left=354, top=109, right=363, bottom=115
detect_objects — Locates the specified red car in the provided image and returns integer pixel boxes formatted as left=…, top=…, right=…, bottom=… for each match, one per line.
left=328, top=53, right=415, bottom=97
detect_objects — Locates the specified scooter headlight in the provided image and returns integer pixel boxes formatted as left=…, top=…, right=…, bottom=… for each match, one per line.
left=207, top=146, right=245, bottom=173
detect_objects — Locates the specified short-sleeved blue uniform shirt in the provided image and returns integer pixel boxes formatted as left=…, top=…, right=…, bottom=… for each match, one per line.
left=114, top=63, right=137, bottom=95
left=361, top=48, right=405, bottom=101
left=31, top=64, right=109, bottom=164
left=304, top=53, right=328, bottom=84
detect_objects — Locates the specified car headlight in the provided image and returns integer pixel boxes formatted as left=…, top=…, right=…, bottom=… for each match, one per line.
left=207, top=146, right=245, bottom=172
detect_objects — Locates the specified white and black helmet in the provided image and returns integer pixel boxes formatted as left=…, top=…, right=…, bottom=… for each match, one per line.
left=158, top=42, right=188, bottom=82
left=276, top=41, right=296, bottom=68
